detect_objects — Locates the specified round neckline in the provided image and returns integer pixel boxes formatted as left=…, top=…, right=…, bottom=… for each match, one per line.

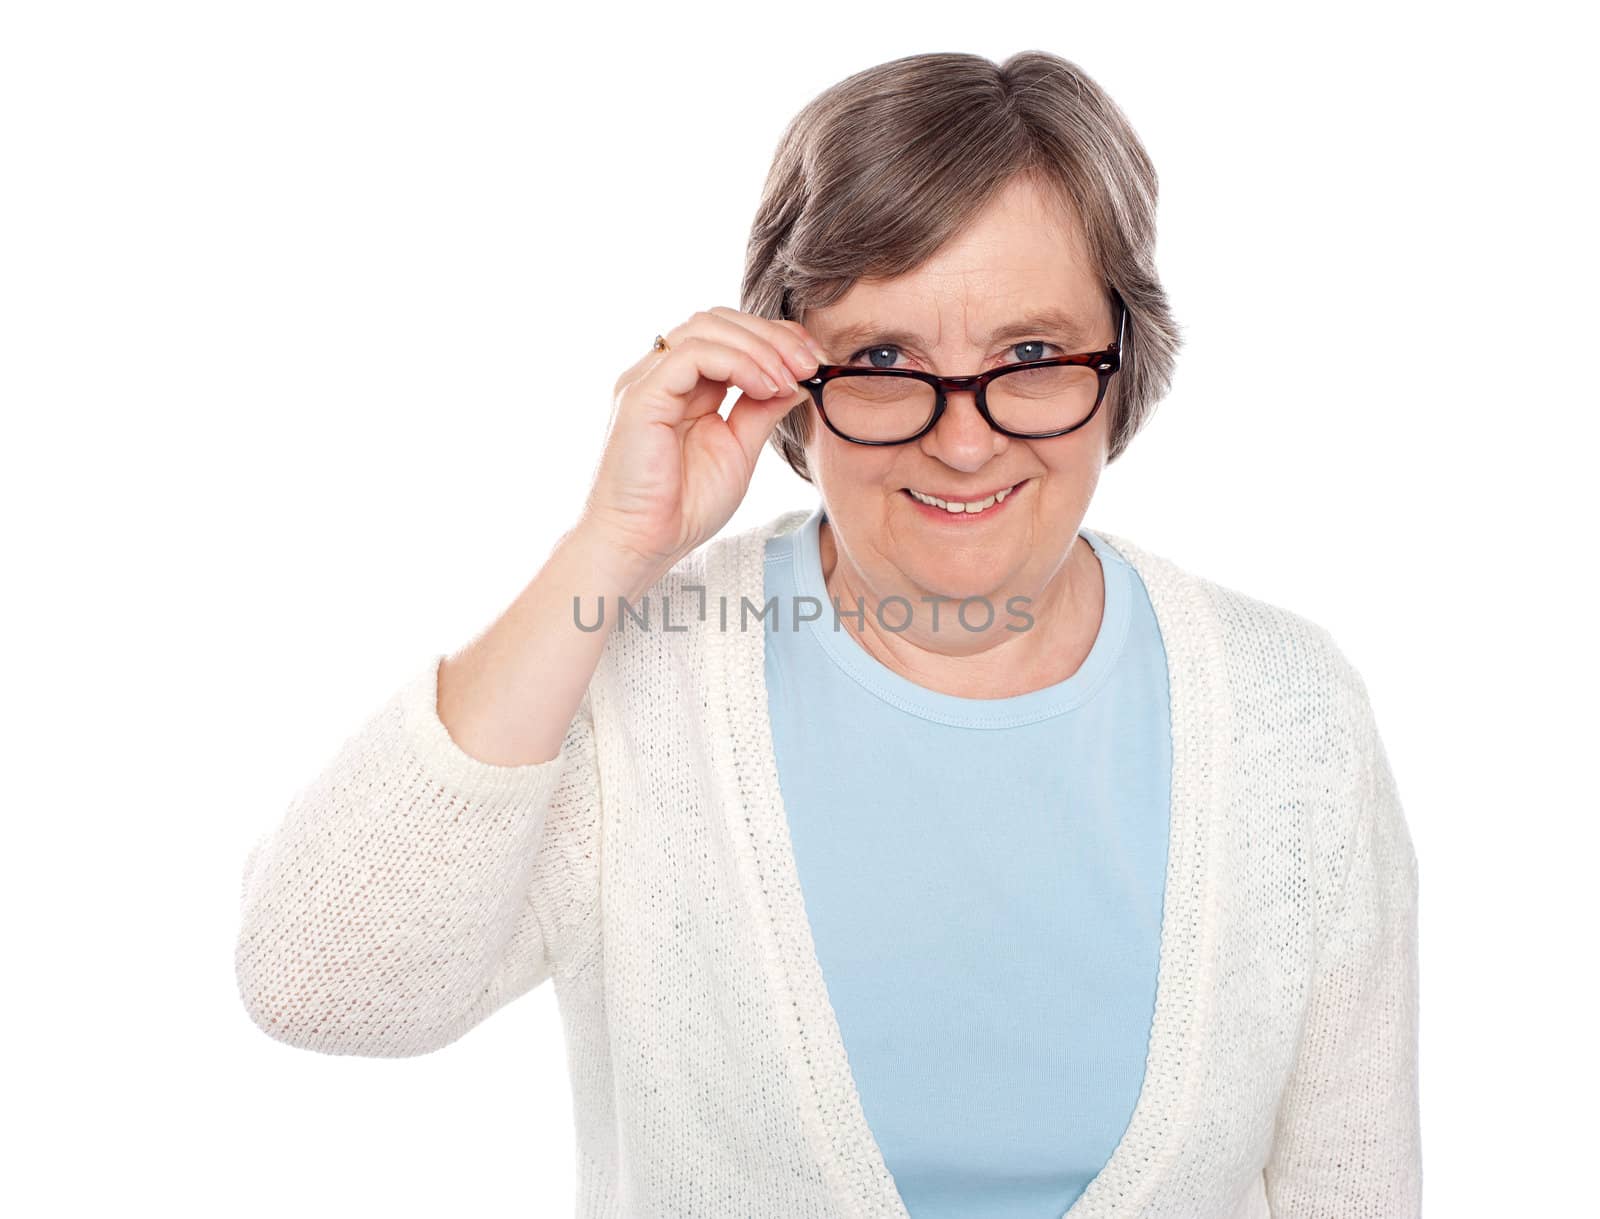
left=789, top=505, right=1132, bottom=728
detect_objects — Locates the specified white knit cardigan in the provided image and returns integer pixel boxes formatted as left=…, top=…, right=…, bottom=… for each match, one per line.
left=236, top=507, right=1421, bottom=1219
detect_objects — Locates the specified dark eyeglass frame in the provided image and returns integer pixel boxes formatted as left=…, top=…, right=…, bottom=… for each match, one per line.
left=799, top=285, right=1128, bottom=446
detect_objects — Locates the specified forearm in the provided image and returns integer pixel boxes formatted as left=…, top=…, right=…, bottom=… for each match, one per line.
left=439, top=525, right=658, bottom=767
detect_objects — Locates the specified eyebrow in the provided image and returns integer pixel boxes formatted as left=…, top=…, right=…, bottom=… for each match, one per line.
left=812, top=308, right=1098, bottom=356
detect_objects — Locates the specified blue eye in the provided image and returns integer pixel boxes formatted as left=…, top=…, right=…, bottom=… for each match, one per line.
left=844, top=340, right=1064, bottom=369
left=846, top=345, right=901, bottom=369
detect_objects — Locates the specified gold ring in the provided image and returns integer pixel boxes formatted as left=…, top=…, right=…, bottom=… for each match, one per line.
left=653, top=334, right=670, bottom=352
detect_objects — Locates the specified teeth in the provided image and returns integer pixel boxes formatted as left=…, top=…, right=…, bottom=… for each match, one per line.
left=907, top=483, right=1015, bottom=512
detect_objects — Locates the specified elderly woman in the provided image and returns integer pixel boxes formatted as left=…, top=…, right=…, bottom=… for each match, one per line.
left=236, top=51, right=1420, bottom=1219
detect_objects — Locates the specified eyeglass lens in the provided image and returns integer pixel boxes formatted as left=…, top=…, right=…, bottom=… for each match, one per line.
left=822, top=364, right=1101, bottom=442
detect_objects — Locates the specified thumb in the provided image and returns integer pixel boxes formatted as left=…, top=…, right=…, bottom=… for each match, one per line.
left=725, top=384, right=806, bottom=470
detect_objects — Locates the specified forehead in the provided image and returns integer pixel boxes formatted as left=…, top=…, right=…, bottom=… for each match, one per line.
left=803, top=176, right=1104, bottom=348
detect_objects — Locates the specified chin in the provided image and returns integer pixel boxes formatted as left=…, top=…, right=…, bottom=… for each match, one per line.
left=898, top=548, right=1018, bottom=600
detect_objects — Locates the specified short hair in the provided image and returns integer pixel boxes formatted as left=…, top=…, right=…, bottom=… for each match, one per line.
left=740, top=51, right=1183, bottom=481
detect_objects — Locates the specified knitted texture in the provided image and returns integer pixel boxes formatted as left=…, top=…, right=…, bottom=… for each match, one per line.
left=236, top=507, right=1421, bottom=1219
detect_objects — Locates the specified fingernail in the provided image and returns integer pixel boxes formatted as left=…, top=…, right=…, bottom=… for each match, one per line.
left=762, top=375, right=780, bottom=394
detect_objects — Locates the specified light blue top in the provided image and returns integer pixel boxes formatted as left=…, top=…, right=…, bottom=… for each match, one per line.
left=762, top=504, right=1173, bottom=1219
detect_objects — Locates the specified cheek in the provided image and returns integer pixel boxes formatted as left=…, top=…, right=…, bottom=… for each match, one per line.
left=1031, top=435, right=1099, bottom=477
left=812, top=435, right=899, bottom=495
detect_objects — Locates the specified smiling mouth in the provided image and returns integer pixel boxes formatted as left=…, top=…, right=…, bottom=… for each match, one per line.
left=900, top=478, right=1029, bottom=516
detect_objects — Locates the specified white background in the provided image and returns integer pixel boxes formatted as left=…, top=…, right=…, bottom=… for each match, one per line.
left=4, top=1, right=1594, bottom=1214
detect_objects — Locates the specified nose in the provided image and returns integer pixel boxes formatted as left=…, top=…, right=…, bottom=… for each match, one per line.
left=918, top=385, right=1007, bottom=471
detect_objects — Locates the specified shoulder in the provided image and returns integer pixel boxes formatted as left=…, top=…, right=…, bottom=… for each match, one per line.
left=590, top=507, right=814, bottom=684
left=1098, top=529, right=1394, bottom=920
left=1210, top=571, right=1371, bottom=721
left=1096, top=527, right=1373, bottom=729
left=1095, top=527, right=1383, bottom=843
left=643, top=507, right=813, bottom=616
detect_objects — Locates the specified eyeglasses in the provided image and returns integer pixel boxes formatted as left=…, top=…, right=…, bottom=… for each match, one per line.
left=800, top=288, right=1127, bottom=446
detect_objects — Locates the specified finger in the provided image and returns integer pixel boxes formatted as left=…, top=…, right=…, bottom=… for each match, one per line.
left=612, top=340, right=675, bottom=398
left=698, top=307, right=824, bottom=387
left=632, top=335, right=788, bottom=418
left=672, top=310, right=800, bottom=394
left=725, top=380, right=808, bottom=469
left=771, top=317, right=834, bottom=366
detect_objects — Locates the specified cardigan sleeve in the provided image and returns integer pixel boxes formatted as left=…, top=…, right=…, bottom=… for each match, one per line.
left=1263, top=655, right=1422, bottom=1217
left=235, top=653, right=599, bottom=1057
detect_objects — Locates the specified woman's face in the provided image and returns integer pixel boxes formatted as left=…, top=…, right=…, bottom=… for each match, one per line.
left=799, top=174, right=1116, bottom=609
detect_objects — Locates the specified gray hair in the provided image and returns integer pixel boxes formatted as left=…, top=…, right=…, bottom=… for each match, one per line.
left=740, top=50, right=1182, bottom=480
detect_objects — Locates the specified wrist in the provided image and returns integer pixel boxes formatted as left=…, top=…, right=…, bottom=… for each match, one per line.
left=556, top=523, right=670, bottom=603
